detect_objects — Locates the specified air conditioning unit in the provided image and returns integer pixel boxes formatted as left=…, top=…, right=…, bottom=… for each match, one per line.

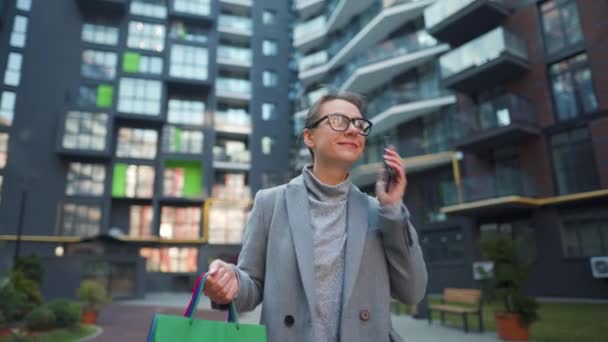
left=590, top=257, right=608, bottom=279
left=472, top=261, right=494, bottom=280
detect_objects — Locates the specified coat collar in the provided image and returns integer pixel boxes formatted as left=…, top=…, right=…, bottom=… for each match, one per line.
left=285, top=174, right=369, bottom=315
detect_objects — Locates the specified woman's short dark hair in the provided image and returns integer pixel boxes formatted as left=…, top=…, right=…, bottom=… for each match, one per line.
left=302, top=91, right=367, bottom=163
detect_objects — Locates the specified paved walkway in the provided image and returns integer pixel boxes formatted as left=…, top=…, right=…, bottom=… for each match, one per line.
left=85, top=292, right=501, bottom=342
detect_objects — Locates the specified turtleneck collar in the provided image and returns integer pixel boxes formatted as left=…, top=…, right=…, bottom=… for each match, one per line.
left=302, top=165, right=350, bottom=202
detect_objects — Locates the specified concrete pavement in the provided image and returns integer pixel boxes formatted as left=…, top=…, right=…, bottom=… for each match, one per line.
left=84, top=292, right=502, bottom=342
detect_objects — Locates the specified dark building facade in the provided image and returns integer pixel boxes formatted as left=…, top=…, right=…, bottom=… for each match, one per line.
left=0, top=0, right=292, bottom=298
left=293, top=0, right=607, bottom=299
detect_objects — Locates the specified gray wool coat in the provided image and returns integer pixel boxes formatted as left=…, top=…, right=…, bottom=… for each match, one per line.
left=233, top=174, right=427, bottom=342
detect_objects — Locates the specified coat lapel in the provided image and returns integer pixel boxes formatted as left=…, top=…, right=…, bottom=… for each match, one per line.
left=285, top=176, right=317, bottom=315
left=342, top=185, right=369, bottom=311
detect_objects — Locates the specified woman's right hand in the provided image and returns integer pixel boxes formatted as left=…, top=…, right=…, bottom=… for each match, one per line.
left=203, top=259, right=239, bottom=305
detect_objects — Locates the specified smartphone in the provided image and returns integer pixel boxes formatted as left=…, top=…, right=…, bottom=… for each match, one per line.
left=383, top=135, right=393, bottom=192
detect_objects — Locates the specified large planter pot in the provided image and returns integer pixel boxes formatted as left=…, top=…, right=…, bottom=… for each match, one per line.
left=495, top=312, right=529, bottom=341
left=82, top=309, right=98, bottom=324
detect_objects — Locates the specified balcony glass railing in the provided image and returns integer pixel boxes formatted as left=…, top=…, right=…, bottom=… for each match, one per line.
left=331, top=31, right=438, bottom=88
left=294, top=15, right=326, bottom=41
left=217, top=46, right=252, bottom=65
left=216, top=78, right=251, bottom=95
left=299, top=50, right=329, bottom=72
left=443, top=168, right=537, bottom=205
left=215, top=109, right=252, bottom=132
left=218, top=15, right=252, bottom=34
left=424, top=0, right=506, bottom=29
left=213, top=141, right=251, bottom=164
left=440, top=27, right=527, bottom=79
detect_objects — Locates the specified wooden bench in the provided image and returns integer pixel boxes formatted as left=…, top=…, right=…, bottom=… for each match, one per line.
left=428, top=288, right=483, bottom=333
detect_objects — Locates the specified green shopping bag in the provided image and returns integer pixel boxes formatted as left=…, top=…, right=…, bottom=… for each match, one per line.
left=147, top=273, right=267, bottom=341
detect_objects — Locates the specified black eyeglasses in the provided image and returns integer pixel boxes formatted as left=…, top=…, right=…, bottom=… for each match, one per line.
left=306, top=113, right=373, bottom=136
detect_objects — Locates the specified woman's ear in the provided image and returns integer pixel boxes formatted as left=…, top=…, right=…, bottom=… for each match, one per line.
left=303, top=128, right=314, bottom=149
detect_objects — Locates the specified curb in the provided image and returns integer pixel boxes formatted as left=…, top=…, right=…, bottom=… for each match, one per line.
left=77, top=325, right=103, bottom=342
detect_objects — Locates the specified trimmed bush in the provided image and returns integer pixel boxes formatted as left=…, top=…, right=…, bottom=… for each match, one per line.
left=24, top=306, right=56, bottom=331
left=0, top=282, right=29, bottom=322
left=47, top=299, right=82, bottom=328
left=78, top=280, right=110, bottom=311
left=10, top=270, right=44, bottom=307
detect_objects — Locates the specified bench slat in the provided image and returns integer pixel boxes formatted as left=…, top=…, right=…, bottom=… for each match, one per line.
left=444, top=288, right=481, bottom=304
left=429, top=304, right=479, bottom=314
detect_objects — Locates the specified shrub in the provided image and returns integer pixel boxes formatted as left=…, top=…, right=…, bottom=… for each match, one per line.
left=0, top=282, right=29, bottom=322
left=14, top=255, right=44, bottom=286
left=78, top=280, right=110, bottom=311
left=10, top=270, right=44, bottom=307
left=24, top=306, right=56, bottom=331
left=47, top=299, right=82, bottom=328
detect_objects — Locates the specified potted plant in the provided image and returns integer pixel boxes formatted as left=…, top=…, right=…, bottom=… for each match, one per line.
left=77, top=280, right=110, bottom=324
left=479, top=232, right=539, bottom=341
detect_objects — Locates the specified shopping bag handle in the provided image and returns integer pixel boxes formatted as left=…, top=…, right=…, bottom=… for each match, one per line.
left=183, top=273, right=239, bottom=325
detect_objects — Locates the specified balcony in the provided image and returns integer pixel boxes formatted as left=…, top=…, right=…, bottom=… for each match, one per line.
left=213, top=141, right=251, bottom=171
left=293, top=0, right=325, bottom=20
left=299, top=50, right=329, bottom=73
left=424, top=0, right=510, bottom=45
left=294, top=15, right=327, bottom=52
left=367, top=79, right=456, bottom=137
left=441, top=168, right=538, bottom=216
left=216, top=78, right=251, bottom=104
left=76, top=0, right=127, bottom=16
left=336, top=31, right=449, bottom=93
left=214, top=109, right=252, bottom=135
left=439, top=27, right=529, bottom=94
left=325, top=0, right=375, bottom=33
left=169, top=0, right=212, bottom=21
left=220, top=0, right=252, bottom=11
left=299, top=0, right=433, bottom=86
left=218, top=15, right=252, bottom=42
left=217, top=46, right=252, bottom=71
left=453, top=94, right=540, bottom=152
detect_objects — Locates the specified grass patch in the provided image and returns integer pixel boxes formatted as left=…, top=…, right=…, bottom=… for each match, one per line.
left=420, top=298, right=608, bottom=342
left=0, top=324, right=96, bottom=342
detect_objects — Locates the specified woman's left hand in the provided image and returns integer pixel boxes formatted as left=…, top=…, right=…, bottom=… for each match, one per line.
left=376, top=146, right=407, bottom=206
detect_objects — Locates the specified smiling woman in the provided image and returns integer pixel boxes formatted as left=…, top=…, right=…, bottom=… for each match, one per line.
left=203, top=91, right=428, bottom=342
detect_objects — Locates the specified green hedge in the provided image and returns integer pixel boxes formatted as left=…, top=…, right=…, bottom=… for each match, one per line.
left=25, top=306, right=56, bottom=331
left=46, top=300, right=81, bottom=328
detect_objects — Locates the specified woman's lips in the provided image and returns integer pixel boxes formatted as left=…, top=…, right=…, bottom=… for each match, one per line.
left=338, top=142, right=358, bottom=148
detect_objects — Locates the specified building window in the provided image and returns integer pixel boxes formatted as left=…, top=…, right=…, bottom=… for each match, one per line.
left=140, top=247, right=198, bottom=272
left=540, top=0, right=583, bottom=55
left=163, top=125, right=203, bottom=154
left=551, top=127, right=598, bottom=195
left=261, top=136, right=275, bottom=155
left=112, top=163, right=155, bottom=198
left=213, top=139, right=250, bottom=164
left=212, top=172, right=250, bottom=199
left=173, top=0, right=210, bottom=17
left=0, top=91, right=16, bottom=126
left=169, top=21, right=208, bottom=44
left=59, top=203, right=102, bottom=237
left=169, top=45, right=208, bottom=80
left=66, top=163, right=106, bottom=196
left=0, top=176, right=3, bottom=205
left=4, top=52, right=23, bottom=86
left=0, top=133, right=8, bottom=169
left=160, top=207, right=201, bottom=239
left=262, top=10, right=276, bottom=25
left=82, top=50, right=117, bottom=81
left=167, top=98, right=205, bottom=126
left=128, top=205, right=153, bottom=238
left=550, top=54, right=598, bottom=121
left=420, top=228, right=465, bottom=263
left=263, top=70, right=278, bottom=87
left=127, top=21, right=166, bottom=52
left=118, top=78, right=162, bottom=116
left=130, top=0, right=167, bottom=18
left=561, top=215, right=608, bottom=257
left=163, top=160, right=202, bottom=197
left=123, top=52, right=163, bottom=74
left=16, top=0, right=32, bottom=11
left=208, top=201, right=249, bottom=244
left=62, top=111, right=108, bottom=151
left=81, top=23, right=119, bottom=46
left=262, top=39, right=278, bottom=56
left=77, top=84, right=114, bottom=109
left=262, top=102, right=276, bottom=120
left=10, top=15, right=28, bottom=48
left=116, top=127, right=158, bottom=159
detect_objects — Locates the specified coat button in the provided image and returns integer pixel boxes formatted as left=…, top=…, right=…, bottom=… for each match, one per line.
left=359, top=310, right=370, bottom=321
left=284, top=315, right=295, bottom=327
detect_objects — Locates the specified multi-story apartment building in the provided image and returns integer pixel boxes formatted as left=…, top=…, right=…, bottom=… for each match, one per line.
left=0, top=0, right=292, bottom=297
left=292, top=0, right=607, bottom=299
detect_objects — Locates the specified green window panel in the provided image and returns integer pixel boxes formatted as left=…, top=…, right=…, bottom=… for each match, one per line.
left=97, top=85, right=114, bottom=108
left=164, top=160, right=203, bottom=197
left=173, top=127, right=181, bottom=152
left=112, top=163, right=127, bottom=197
left=123, top=52, right=140, bottom=73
